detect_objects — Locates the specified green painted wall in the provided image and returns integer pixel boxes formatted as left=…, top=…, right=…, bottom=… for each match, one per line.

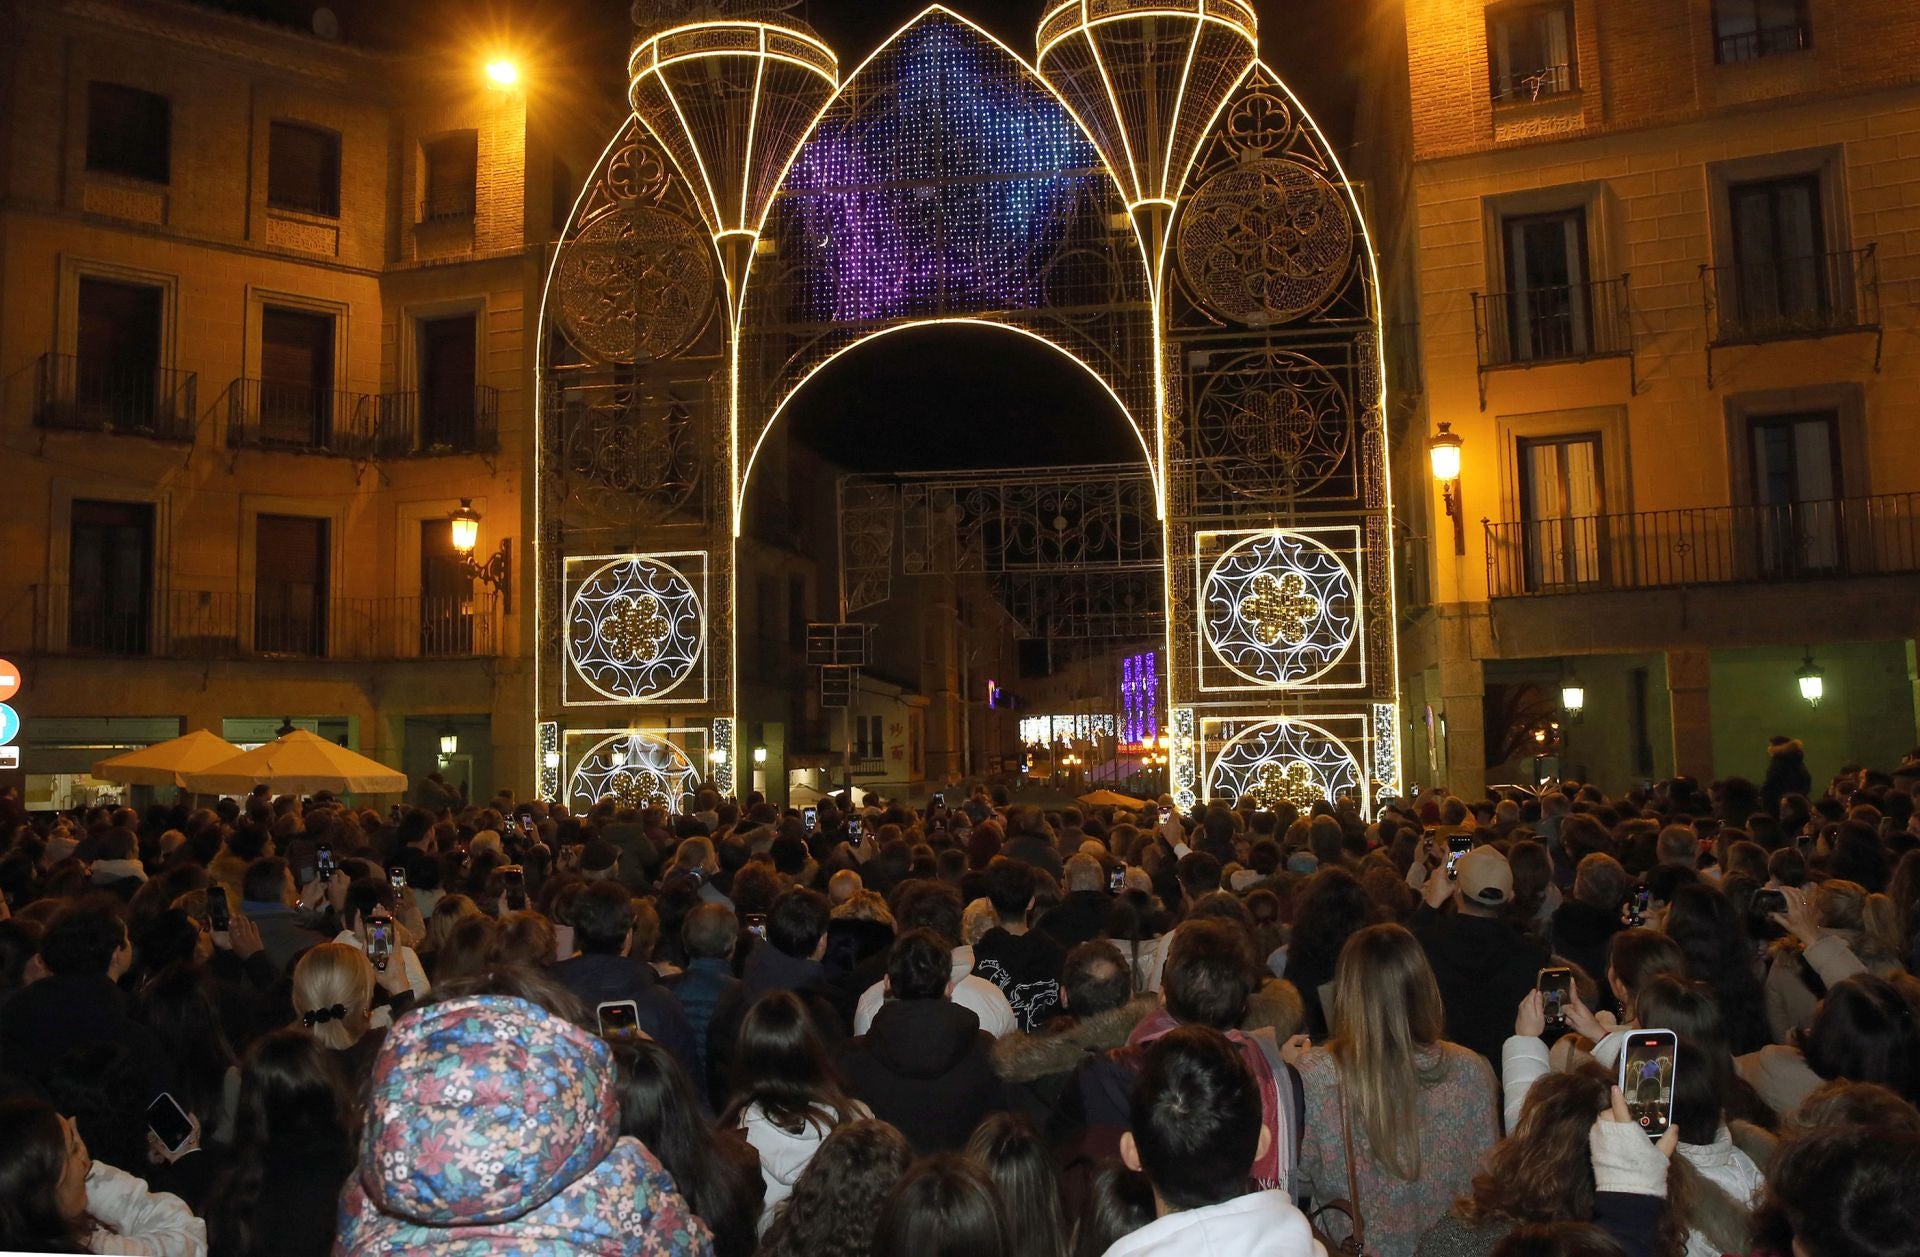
left=1709, top=641, right=1917, bottom=787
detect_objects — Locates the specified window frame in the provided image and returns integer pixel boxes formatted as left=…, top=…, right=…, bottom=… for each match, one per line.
left=420, top=131, right=479, bottom=224
left=1712, top=0, right=1813, bottom=65
left=1486, top=0, right=1579, bottom=105
left=266, top=120, right=344, bottom=219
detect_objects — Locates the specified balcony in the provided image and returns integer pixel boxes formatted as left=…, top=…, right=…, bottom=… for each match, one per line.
left=373, top=387, right=499, bottom=457
left=34, top=353, right=197, bottom=442
left=1702, top=246, right=1881, bottom=386
left=1484, top=492, right=1920, bottom=599
left=21, top=588, right=501, bottom=661
left=1471, top=276, right=1634, bottom=408
left=1716, top=22, right=1812, bottom=64
left=227, top=380, right=376, bottom=457
left=419, top=189, right=476, bottom=225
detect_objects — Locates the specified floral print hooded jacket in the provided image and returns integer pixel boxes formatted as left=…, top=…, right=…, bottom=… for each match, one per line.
left=335, top=994, right=713, bottom=1256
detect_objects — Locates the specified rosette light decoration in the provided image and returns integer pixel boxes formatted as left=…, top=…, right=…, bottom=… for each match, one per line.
left=628, top=17, right=840, bottom=321
left=1035, top=0, right=1257, bottom=288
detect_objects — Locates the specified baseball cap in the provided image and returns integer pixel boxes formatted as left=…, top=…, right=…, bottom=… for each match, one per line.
left=1457, top=845, right=1513, bottom=906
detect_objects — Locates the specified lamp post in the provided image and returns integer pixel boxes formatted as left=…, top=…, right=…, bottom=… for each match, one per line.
left=448, top=499, right=513, bottom=612
left=438, top=726, right=458, bottom=766
left=1797, top=653, right=1825, bottom=708
left=753, top=746, right=767, bottom=796
left=1429, top=422, right=1466, bottom=556
left=1561, top=677, right=1586, bottom=720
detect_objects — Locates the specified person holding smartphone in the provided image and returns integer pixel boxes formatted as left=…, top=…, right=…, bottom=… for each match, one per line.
left=332, top=880, right=431, bottom=1001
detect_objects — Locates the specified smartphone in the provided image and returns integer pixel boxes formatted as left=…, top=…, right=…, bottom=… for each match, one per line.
left=502, top=815, right=519, bottom=836
left=1108, top=864, right=1126, bottom=893
left=802, top=805, right=818, bottom=831
left=502, top=865, right=527, bottom=912
left=744, top=912, right=768, bottom=940
left=1752, top=888, right=1788, bottom=919
left=207, top=886, right=231, bottom=933
left=1625, top=885, right=1651, bottom=926
left=1538, top=966, right=1573, bottom=1027
left=932, top=792, right=945, bottom=809
left=848, top=816, right=863, bottom=843
left=145, top=1092, right=195, bottom=1154
left=1619, top=1029, right=1679, bottom=1138
left=367, top=915, right=394, bottom=973
left=1446, top=834, right=1473, bottom=880
left=388, top=865, right=408, bottom=891
left=316, top=843, right=335, bottom=881
left=597, top=999, right=642, bottom=1041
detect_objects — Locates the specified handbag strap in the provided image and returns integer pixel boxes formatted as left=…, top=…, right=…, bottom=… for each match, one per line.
left=1336, top=1082, right=1366, bottom=1247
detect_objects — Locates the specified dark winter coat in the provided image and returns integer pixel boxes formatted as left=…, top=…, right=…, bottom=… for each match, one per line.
left=838, top=998, right=1005, bottom=1153
left=1412, top=904, right=1550, bottom=1071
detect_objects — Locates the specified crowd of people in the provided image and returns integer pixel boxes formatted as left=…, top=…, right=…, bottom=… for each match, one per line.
left=0, top=735, right=1918, bottom=1256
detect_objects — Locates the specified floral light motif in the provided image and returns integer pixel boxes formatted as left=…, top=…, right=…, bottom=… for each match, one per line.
left=608, top=768, right=673, bottom=810
left=1251, top=759, right=1321, bottom=809
left=1239, top=572, right=1321, bottom=647
left=568, top=732, right=699, bottom=814
left=603, top=595, right=671, bottom=665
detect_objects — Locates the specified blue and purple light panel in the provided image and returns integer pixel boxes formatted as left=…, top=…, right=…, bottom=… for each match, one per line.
left=775, top=13, right=1110, bottom=324
left=1123, top=650, right=1158, bottom=745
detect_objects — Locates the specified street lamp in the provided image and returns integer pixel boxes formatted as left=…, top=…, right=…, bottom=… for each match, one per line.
left=448, top=499, right=513, bottom=611
left=274, top=717, right=297, bottom=739
left=1797, top=652, right=1825, bottom=708
left=485, top=59, right=519, bottom=88
left=1561, top=677, right=1586, bottom=719
left=439, top=727, right=459, bottom=759
left=753, top=747, right=768, bottom=765
left=1429, top=422, right=1466, bottom=556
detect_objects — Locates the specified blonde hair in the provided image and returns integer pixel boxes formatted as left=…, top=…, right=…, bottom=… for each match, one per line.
left=491, top=910, right=557, bottom=968
left=425, top=894, right=483, bottom=957
left=671, top=836, right=718, bottom=876
left=832, top=889, right=895, bottom=927
left=962, top=897, right=997, bottom=947
left=1328, top=923, right=1447, bottom=1181
left=292, top=943, right=375, bottom=1050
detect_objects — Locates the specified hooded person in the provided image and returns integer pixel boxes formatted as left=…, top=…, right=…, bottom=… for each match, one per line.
left=335, top=993, right=714, bottom=1255
left=1761, top=736, right=1812, bottom=813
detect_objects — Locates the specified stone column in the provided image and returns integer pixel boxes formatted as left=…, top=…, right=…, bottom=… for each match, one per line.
left=1667, top=649, right=1714, bottom=782
left=1437, top=611, right=1486, bottom=797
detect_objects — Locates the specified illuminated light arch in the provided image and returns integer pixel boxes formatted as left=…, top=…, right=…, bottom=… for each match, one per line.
left=567, top=731, right=701, bottom=814
left=1206, top=717, right=1362, bottom=811
left=736, top=317, right=1159, bottom=535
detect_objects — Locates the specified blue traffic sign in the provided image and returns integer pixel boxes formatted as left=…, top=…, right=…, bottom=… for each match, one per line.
left=0, top=704, right=16, bottom=746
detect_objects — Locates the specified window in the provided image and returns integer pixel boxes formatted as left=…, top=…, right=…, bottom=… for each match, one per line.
left=1502, top=210, right=1590, bottom=360
left=255, top=515, right=329, bottom=656
left=69, top=500, right=154, bottom=654
left=421, top=132, right=478, bottom=222
left=1748, top=411, right=1840, bottom=574
left=417, top=313, right=478, bottom=449
left=857, top=715, right=884, bottom=761
left=258, top=307, right=335, bottom=446
left=75, top=277, right=164, bottom=427
left=420, top=519, right=475, bottom=655
left=1727, top=175, right=1827, bottom=335
left=551, top=156, right=575, bottom=233
left=1488, top=3, right=1576, bottom=103
left=85, top=83, right=170, bottom=183
left=1715, top=0, right=1811, bottom=63
left=1518, top=433, right=1605, bottom=589
left=268, top=122, right=342, bottom=217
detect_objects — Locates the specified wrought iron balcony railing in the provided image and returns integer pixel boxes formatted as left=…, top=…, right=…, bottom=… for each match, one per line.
left=1702, top=246, right=1881, bottom=385
left=1471, top=276, right=1634, bottom=407
left=227, top=380, right=377, bottom=457
left=1492, top=63, right=1575, bottom=104
left=34, top=353, right=198, bottom=442
left=1484, top=492, right=1920, bottom=599
left=420, top=189, right=476, bottom=223
left=1716, top=22, right=1812, bottom=64
left=20, top=588, right=501, bottom=661
left=373, top=387, right=500, bottom=457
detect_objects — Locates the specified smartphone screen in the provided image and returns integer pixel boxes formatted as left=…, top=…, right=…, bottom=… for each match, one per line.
left=388, top=865, right=407, bottom=891
left=1108, top=864, right=1126, bottom=893
left=1446, top=834, right=1472, bottom=878
left=1619, top=1030, right=1678, bottom=1138
left=597, top=1000, right=641, bottom=1041
left=316, top=844, right=335, bottom=880
left=368, top=917, right=393, bottom=972
left=802, top=806, right=818, bottom=831
left=1538, top=966, right=1573, bottom=1026
left=146, top=1093, right=194, bottom=1153
left=848, top=816, right=863, bottom=842
left=207, top=886, right=231, bottom=932
left=932, top=792, right=945, bottom=809
left=745, top=913, right=768, bottom=940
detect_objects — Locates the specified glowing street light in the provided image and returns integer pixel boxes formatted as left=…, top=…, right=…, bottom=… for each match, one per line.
left=1797, top=653, right=1825, bottom=708
left=486, top=59, right=520, bottom=88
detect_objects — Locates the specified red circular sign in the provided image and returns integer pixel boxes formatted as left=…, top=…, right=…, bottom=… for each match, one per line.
left=0, top=659, right=18, bottom=703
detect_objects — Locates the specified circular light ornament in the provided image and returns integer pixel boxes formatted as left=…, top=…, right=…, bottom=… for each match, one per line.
left=568, top=732, right=698, bottom=814
left=1208, top=718, right=1361, bottom=811
left=568, top=557, right=703, bottom=701
left=1203, top=530, right=1357, bottom=687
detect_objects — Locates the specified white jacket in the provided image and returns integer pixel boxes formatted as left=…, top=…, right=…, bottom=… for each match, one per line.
left=741, top=1101, right=871, bottom=1235
left=1102, top=1190, right=1325, bottom=1257
left=84, top=1160, right=206, bottom=1256
left=1677, top=1125, right=1764, bottom=1257
left=854, top=945, right=1017, bottom=1037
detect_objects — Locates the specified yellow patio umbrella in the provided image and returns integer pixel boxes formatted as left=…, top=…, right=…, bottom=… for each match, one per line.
left=1078, top=788, right=1149, bottom=811
left=91, top=729, right=245, bottom=788
left=182, top=729, right=408, bottom=797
